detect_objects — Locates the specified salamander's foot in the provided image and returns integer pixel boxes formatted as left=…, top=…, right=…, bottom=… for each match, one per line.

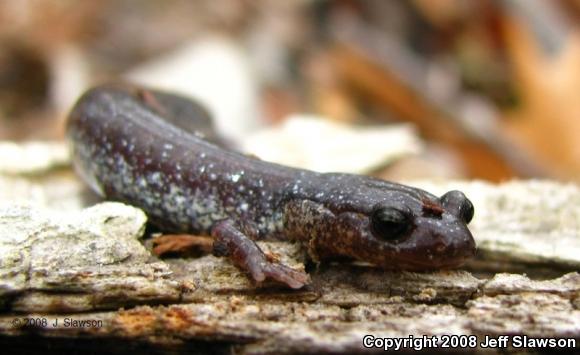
left=211, top=219, right=310, bottom=289
left=255, top=260, right=310, bottom=289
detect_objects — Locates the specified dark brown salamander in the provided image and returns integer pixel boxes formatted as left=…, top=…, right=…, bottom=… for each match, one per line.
left=66, top=84, right=477, bottom=289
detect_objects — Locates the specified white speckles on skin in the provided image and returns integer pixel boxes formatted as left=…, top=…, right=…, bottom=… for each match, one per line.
left=164, top=143, right=174, bottom=150
left=209, top=173, right=217, bottom=181
left=148, top=171, right=163, bottom=185
left=138, top=176, right=147, bottom=187
left=196, top=214, right=212, bottom=229
left=210, top=212, right=226, bottom=221
left=199, top=152, right=206, bottom=158
left=239, top=202, right=249, bottom=212
left=224, top=205, right=235, bottom=213
left=173, top=195, right=186, bottom=207
left=231, top=173, right=241, bottom=182
left=258, top=213, right=284, bottom=234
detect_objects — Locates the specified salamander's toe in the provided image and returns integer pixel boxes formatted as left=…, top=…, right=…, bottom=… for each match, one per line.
left=260, top=262, right=310, bottom=289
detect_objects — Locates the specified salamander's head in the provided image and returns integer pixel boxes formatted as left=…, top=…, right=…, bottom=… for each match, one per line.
left=307, top=179, right=477, bottom=270
left=368, top=189, right=476, bottom=269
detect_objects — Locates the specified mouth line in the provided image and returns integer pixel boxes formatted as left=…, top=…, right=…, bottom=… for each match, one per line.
left=379, top=254, right=473, bottom=270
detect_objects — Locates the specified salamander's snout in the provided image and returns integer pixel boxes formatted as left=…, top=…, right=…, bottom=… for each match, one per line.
left=409, top=211, right=477, bottom=269
left=438, top=221, right=477, bottom=262
left=396, top=190, right=476, bottom=269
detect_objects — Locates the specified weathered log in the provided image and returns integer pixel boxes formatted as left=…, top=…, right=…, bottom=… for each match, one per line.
left=0, top=144, right=578, bottom=353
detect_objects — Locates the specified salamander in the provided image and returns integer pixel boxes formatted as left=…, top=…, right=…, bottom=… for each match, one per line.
left=66, top=84, right=477, bottom=289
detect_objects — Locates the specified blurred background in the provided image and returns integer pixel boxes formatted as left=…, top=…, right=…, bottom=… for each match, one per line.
left=1, top=0, right=580, bottom=183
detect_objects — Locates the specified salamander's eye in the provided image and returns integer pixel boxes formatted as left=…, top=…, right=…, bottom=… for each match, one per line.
left=460, top=198, right=474, bottom=223
left=371, top=206, right=411, bottom=241
left=441, top=190, right=474, bottom=223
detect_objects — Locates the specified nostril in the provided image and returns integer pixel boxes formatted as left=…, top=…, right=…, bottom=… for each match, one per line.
left=432, top=234, right=447, bottom=254
left=433, top=241, right=446, bottom=253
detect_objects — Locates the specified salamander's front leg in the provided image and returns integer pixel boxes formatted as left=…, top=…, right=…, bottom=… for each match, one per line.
left=211, top=219, right=310, bottom=289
